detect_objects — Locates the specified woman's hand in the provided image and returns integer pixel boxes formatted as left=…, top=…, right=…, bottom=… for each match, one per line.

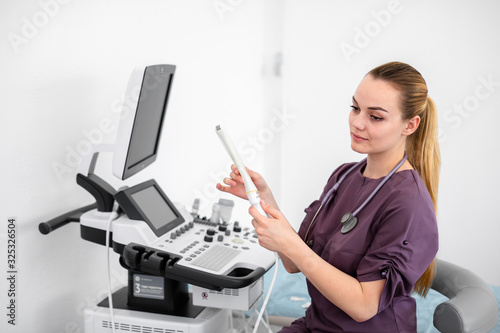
left=249, top=200, right=302, bottom=255
left=216, top=164, right=278, bottom=207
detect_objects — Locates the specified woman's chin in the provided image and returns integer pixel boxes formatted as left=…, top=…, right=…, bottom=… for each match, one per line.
left=351, top=142, right=368, bottom=154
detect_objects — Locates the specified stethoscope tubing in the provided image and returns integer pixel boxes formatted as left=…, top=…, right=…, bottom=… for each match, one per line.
left=304, top=152, right=408, bottom=241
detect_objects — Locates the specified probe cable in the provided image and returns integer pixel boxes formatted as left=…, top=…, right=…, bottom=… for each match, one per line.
left=252, top=252, right=279, bottom=333
left=105, top=203, right=121, bottom=333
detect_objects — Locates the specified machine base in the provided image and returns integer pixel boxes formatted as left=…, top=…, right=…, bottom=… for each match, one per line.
left=84, top=288, right=232, bottom=333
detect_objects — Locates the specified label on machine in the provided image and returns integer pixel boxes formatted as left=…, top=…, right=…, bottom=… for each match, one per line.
left=133, top=274, right=165, bottom=300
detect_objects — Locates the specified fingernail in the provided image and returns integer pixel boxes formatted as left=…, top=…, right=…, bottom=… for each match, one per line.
left=261, top=200, right=267, bottom=206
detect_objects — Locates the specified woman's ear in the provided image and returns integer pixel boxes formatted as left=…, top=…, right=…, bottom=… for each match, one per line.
left=403, top=115, right=421, bottom=136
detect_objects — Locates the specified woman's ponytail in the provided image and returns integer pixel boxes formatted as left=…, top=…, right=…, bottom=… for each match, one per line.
left=406, top=96, right=440, bottom=213
left=408, top=96, right=440, bottom=296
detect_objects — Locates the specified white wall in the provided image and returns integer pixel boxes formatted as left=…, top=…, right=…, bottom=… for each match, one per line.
left=1, top=0, right=499, bottom=332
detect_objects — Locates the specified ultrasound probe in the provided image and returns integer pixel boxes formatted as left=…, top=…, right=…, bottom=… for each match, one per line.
left=215, top=125, right=268, bottom=217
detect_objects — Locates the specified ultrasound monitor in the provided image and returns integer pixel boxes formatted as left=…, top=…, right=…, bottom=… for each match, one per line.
left=113, top=64, right=176, bottom=180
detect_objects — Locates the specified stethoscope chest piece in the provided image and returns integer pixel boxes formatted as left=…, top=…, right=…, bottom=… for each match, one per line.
left=304, top=153, right=408, bottom=239
left=340, top=212, right=357, bottom=234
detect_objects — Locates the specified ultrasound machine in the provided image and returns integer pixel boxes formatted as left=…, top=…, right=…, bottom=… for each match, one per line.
left=39, top=64, right=276, bottom=333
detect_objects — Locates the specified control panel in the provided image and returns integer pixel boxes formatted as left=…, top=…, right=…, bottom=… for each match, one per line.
left=111, top=210, right=275, bottom=290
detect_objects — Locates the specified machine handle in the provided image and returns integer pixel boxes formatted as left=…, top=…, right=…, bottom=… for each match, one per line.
left=121, top=243, right=267, bottom=290
left=38, top=203, right=98, bottom=235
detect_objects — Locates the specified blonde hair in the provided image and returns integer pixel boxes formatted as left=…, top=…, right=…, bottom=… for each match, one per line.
left=368, top=62, right=440, bottom=296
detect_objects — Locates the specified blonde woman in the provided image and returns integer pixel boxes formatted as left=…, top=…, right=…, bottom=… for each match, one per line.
left=217, top=62, right=439, bottom=332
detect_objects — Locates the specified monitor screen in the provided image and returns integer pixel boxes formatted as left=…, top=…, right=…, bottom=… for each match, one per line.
left=114, top=179, right=184, bottom=237
left=113, top=64, right=176, bottom=180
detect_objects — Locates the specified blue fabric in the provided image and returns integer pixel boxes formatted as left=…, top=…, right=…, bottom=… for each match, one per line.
left=263, top=262, right=310, bottom=318
left=264, top=260, right=500, bottom=332
left=492, top=285, right=500, bottom=333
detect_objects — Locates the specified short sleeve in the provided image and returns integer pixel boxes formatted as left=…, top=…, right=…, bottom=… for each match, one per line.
left=356, top=190, right=439, bottom=313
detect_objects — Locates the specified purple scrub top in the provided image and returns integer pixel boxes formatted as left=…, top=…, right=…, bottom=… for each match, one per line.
left=281, top=161, right=439, bottom=333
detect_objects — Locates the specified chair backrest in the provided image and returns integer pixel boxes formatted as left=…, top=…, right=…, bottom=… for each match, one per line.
left=431, top=259, right=499, bottom=333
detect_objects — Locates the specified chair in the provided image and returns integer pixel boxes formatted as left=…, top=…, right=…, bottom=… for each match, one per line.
left=431, top=259, right=499, bottom=332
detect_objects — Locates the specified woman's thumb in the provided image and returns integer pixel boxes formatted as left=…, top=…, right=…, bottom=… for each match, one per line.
left=260, top=200, right=278, bottom=219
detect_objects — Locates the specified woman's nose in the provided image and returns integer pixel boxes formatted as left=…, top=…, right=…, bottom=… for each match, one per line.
left=351, top=112, right=365, bottom=131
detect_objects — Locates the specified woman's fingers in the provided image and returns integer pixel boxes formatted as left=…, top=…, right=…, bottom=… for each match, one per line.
left=231, top=164, right=240, bottom=175
left=229, top=171, right=242, bottom=183
left=222, top=177, right=235, bottom=186
left=216, top=182, right=227, bottom=192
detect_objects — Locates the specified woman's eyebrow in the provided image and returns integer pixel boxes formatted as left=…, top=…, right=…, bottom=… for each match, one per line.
left=352, top=96, right=388, bottom=113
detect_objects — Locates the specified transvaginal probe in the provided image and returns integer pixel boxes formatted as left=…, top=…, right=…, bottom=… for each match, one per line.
left=215, top=124, right=277, bottom=333
left=215, top=125, right=268, bottom=217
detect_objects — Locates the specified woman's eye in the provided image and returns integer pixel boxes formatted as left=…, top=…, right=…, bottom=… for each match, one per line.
left=370, top=115, right=383, bottom=121
left=350, top=105, right=359, bottom=111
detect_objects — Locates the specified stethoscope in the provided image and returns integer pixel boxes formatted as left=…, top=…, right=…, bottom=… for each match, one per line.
left=304, top=152, right=408, bottom=244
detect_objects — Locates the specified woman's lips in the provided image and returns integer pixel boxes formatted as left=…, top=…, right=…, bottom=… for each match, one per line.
left=351, top=132, right=367, bottom=142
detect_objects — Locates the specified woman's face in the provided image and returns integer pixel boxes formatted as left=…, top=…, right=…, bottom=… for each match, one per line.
left=349, top=75, right=410, bottom=156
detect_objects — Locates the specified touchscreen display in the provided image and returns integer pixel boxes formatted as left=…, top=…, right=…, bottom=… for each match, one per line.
left=130, top=186, right=179, bottom=231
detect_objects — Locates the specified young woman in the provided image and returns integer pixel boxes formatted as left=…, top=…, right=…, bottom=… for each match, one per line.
left=216, top=62, right=439, bottom=332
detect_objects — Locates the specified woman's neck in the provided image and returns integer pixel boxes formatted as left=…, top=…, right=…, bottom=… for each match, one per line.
left=363, top=149, right=409, bottom=179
